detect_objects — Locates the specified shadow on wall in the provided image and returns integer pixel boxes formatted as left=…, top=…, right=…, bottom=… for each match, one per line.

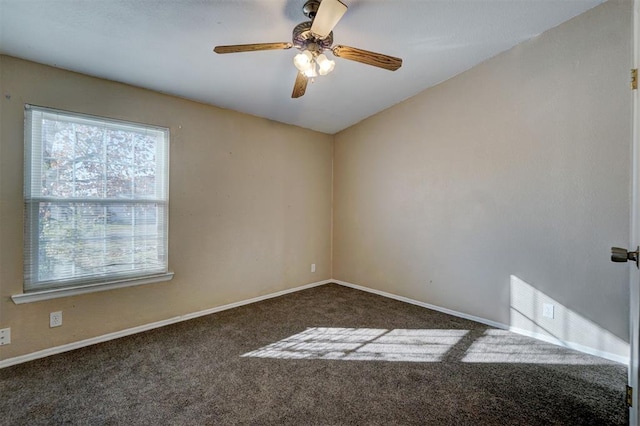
left=509, top=275, right=628, bottom=359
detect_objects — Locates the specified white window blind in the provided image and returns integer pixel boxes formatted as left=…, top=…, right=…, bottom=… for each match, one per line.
left=24, top=105, right=170, bottom=292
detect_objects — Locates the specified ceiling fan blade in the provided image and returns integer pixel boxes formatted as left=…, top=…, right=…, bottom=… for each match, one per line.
left=311, top=0, right=347, bottom=39
left=332, top=45, right=402, bottom=71
left=292, top=72, right=308, bottom=98
left=214, top=42, right=293, bottom=54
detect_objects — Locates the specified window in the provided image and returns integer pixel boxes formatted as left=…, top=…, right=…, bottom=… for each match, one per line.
left=23, top=105, right=170, bottom=295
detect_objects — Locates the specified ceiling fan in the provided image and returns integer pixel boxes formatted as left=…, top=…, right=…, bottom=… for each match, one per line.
left=213, top=0, right=403, bottom=99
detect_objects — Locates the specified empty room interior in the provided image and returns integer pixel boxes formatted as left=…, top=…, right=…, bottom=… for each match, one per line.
left=0, top=0, right=636, bottom=424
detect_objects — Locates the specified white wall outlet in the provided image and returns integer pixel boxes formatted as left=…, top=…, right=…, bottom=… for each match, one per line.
left=542, top=303, right=555, bottom=319
left=311, top=263, right=316, bottom=273
left=0, top=328, right=10, bottom=345
left=50, top=311, right=63, bottom=328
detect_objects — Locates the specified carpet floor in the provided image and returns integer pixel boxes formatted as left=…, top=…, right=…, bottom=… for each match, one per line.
left=0, top=283, right=628, bottom=425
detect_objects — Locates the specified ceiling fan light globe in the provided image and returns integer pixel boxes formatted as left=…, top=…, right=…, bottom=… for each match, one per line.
left=317, top=54, right=335, bottom=75
left=318, top=61, right=335, bottom=75
left=316, top=53, right=328, bottom=64
left=293, top=52, right=313, bottom=71
left=304, top=65, right=318, bottom=78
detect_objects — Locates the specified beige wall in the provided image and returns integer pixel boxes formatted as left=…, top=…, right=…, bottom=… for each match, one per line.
left=333, top=0, right=632, bottom=358
left=0, top=0, right=633, bottom=363
left=0, top=56, right=333, bottom=360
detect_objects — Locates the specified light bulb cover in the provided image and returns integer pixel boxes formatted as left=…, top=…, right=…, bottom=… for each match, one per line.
left=293, top=50, right=314, bottom=71
left=304, top=63, right=318, bottom=78
left=316, top=54, right=336, bottom=75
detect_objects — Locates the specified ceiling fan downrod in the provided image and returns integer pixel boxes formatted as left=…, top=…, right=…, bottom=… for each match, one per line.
left=302, top=0, right=321, bottom=19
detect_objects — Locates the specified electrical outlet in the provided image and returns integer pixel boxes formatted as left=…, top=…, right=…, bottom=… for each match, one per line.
left=543, top=303, right=554, bottom=319
left=311, top=263, right=316, bottom=273
left=50, top=311, right=63, bottom=328
left=0, top=328, right=10, bottom=345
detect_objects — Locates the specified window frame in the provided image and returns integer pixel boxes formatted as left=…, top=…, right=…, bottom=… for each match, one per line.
left=15, top=105, right=172, bottom=303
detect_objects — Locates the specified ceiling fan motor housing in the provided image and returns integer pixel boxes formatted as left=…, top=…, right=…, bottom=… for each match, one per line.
left=292, top=21, right=333, bottom=53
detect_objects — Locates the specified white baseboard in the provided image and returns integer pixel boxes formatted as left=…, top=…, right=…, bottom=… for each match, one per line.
left=0, top=279, right=331, bottom=369
left=507, top=326, right=629, bottom=365
left=333, top=279, right=629, bottom=365
left=2, top=278, right=629, bottom=368
left=333, top=280, right=508, bottom=329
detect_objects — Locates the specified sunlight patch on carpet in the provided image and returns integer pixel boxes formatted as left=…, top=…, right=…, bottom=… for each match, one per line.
left=242, top=327, right=468, bottom=362
left=461, top=329, right=610, bottom=364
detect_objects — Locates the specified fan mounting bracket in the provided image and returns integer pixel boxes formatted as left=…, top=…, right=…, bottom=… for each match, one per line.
left=292, top=21, right=333, bottom=52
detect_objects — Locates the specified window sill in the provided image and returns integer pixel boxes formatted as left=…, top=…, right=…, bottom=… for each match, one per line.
left=11, top=272, right=174, bottom=304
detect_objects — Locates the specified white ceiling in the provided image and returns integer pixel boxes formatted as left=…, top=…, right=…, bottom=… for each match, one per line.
left=0, top=0, right=603, bottom=134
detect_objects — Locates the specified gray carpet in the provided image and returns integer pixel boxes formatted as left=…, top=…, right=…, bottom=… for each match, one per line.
left=0, top=283, right=628, bottom=425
